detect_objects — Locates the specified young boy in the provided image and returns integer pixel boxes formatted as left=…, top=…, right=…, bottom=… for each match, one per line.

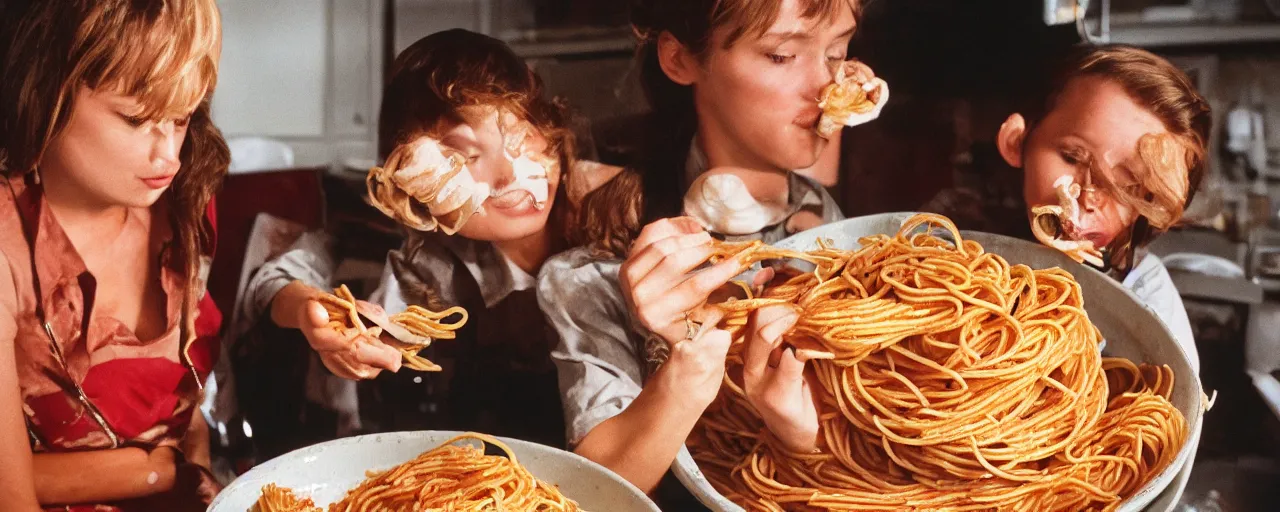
left=925, top=44, right=1211, bottom=371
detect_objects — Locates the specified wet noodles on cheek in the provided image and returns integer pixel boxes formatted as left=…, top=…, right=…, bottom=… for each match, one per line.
left=691, top=214, right=1187, bottom=512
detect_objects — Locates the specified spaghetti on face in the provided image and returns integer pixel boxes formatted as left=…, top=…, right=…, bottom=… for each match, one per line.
left=253, top=433, right=582, bottom=512
left=817, top=60, right=889, bottom=138
left=317, top=285, right=468, bottom=372
left=690, top=214, right=1187, bottom=512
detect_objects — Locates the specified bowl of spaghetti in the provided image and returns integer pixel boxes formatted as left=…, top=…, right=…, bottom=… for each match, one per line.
left=210, top=431, right=659, bottom=512
left=674, top=212, right=1205, bottom=512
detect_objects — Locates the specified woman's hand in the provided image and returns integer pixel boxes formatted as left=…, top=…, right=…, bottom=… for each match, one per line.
left=573, top=308, right=733, bottom=494
left=650, top=308, right=732, bottom=411
left=297, top=299, right=402, bottom=379
left=620, top=217, right=743, bottom=345
left=742, top=305, right=819, bottom=453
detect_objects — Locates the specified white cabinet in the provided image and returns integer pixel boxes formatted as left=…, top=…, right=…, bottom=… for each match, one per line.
left=213, top=0, right=383, bottom=168
left=331, top=0, right=378, bottom=138
left=393, top=0, right=490, bottom=53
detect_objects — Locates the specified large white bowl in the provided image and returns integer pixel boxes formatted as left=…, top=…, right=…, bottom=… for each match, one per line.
left=674, top=212, right=1204, bottom=512
left=210, top=430, right=659, bottom=512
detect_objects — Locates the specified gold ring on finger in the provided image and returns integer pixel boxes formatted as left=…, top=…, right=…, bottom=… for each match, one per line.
left=684, top=311, right=699, bottom=342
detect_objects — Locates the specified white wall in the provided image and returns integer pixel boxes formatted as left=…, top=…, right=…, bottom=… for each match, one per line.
left=214, top=0, right=327, bottom=137
left=213, top=0, right=383, bottom=169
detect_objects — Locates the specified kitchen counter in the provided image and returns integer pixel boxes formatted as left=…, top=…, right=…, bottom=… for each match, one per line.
left=1147, top=229, right=1262, bottom=305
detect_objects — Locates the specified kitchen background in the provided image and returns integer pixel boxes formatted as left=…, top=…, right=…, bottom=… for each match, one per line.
left=206, top=1, right=1280, bottom=510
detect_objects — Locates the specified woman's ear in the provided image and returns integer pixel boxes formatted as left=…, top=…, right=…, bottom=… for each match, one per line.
left=997, top=114, right=1028, bottom=168
left=657, top=31, right=699, bottom=86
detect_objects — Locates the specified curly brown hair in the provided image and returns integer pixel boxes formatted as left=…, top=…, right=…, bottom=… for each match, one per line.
left=0, top=0, right=229, bottom=328
left=377, top=28, right=588, bottom=245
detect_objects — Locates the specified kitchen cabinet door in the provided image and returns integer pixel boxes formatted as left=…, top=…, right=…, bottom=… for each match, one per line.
left=213, top=0, right=328, bottom=138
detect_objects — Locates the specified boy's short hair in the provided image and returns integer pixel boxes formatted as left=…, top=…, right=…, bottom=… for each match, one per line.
left=1026, top=44, right=1211, bottom=223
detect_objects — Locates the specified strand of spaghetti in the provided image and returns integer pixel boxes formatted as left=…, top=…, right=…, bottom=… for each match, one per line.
left=252, top=484, right=321, bottom=512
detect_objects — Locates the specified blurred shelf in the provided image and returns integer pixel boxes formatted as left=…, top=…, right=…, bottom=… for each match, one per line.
left=1108, top=22, right=1280, bottom=47
left=1169, top=269, right=1264, bottom=304
left=507, top=36, right=634, bottom=58
left=501, top=27, right=634, bottom=59
left=1257, top=278, right=1280, bottom=293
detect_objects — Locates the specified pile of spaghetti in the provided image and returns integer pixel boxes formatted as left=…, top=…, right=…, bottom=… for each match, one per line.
left=691, top=214, right=1187, bottom=512
left=318, top=285, right=467, bottom=371
left=253, top=433, right=582, bottom=512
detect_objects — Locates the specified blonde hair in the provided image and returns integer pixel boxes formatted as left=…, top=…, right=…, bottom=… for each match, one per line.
left=2, top=0, right=222, bottom=170
left=0, top=0, right=229, bottom=333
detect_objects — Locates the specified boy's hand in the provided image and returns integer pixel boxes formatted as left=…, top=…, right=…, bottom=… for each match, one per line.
left=298, top=299, right=402, bottom=379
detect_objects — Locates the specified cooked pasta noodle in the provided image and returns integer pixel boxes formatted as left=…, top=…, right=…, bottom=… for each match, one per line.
left=817, top=60, right=889, bottom=137
left=253, top=433, right=581, bottom=512
left=253, top=484, right=320, bottom=512
left=690, top=213, right=1187, bottom=512
left=318, top=285, right=467, bottom=372
left=391, top=305, right=469, bottom=340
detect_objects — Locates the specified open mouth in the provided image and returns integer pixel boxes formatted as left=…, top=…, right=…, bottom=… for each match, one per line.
left=487, top=189, right=535, bottom=211
left=1031, top=206, right=1105, bottom=267
left=1078, top=231, right=1110, bottom=248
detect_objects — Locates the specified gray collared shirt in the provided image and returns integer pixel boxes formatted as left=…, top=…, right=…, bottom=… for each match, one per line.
left=372, top=231, right=535, bottom=313
left=247, top=227, right=567, bottom=444
left=537, top=170, right=844, bottom=446
left=245, top=230, right=532, bottom=324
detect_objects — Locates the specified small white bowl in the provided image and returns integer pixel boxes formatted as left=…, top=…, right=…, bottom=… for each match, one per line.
left=210, top=430, right=659, bottom=512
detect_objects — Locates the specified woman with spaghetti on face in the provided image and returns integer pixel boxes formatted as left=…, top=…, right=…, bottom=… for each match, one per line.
left=0, top=1, right=228, bottom=510
left=538, top=0, right=881, bottom=498
left=247, top=30, right=621, bottom=448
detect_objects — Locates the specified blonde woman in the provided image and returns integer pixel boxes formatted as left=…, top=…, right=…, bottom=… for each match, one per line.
left=0, top=1, right=229, bottom=510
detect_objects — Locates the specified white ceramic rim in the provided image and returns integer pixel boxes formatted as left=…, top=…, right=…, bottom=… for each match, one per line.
left=209, top=430, right=660, bottom=512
